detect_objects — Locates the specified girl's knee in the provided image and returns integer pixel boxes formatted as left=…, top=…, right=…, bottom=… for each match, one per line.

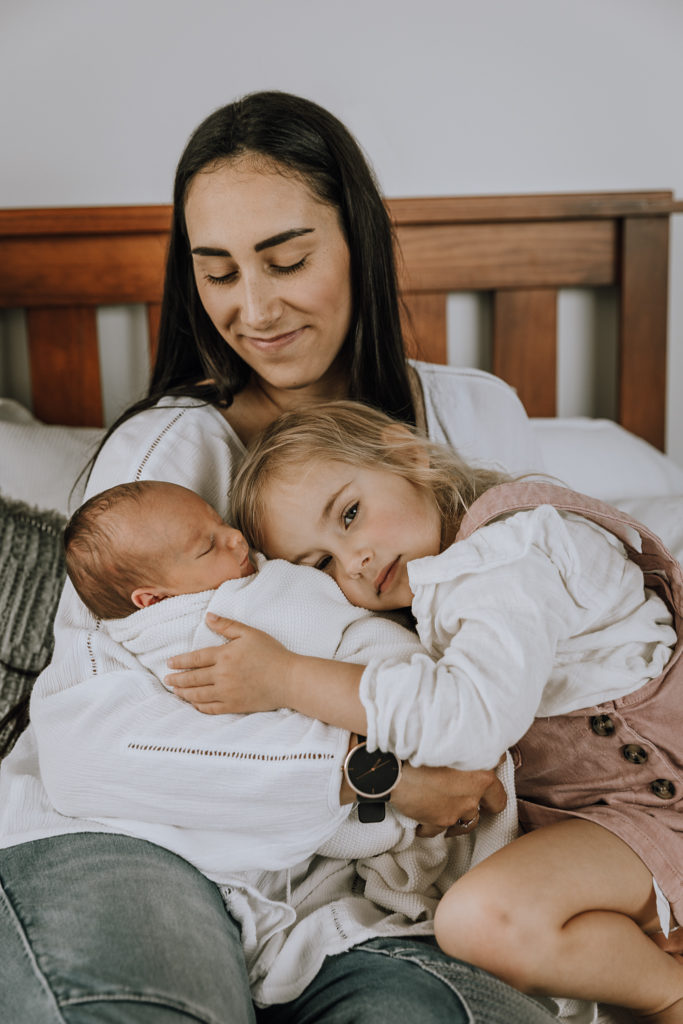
left=434, top=875, right=543, bottom=988
left=435, top=875, right=504, bottom=954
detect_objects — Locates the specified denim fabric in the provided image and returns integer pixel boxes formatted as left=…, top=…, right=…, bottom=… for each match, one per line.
left=0, top=835, right=559, bottom=1024
left=0, top=833, right=255, bottom=1023
left=257, top=936, right=559, bottom=1024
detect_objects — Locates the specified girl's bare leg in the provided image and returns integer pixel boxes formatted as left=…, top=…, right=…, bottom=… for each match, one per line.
left=433, top=818, right=683, bottom=1020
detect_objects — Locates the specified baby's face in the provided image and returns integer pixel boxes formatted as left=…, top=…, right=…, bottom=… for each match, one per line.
left=154, top=487, right=255, bottom=595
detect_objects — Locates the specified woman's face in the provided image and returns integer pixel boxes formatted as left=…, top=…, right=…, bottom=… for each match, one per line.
left=185, top=158, right=353, bottom=401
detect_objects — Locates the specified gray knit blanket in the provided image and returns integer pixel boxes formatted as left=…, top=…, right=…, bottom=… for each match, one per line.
left=0, top=493, right=66, bottom=758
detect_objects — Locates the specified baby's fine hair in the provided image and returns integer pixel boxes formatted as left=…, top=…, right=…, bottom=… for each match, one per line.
left=231, top=400, right=512, bottom=553
left=64, top=481, right=162, bottom=620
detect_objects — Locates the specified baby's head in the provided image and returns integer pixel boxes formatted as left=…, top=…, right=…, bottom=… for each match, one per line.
left=231, top=400, right=508, bottom=611
left=64, top=481, right=254, bottom=619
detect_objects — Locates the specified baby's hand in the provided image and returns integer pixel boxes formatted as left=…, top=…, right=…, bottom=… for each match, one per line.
left=166, top=614, right=293, bottom=715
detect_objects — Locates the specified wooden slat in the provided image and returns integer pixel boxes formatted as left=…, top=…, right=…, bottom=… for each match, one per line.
left=396, top=220, right=617, bottom=292
left=387, top=191, right=683, bottom=225
left=0, top=206, right=172, bottom=236
left=1, top=193, right=679, bottom=237
left=618, top=217, right=669, bottom=449
left=401, top=292, right=447, bottom=363
left=493, top=289, right=558, bottom=417
left=0, top=234, right=167, bottom=307
left=27, top=307, right=103, bottom=426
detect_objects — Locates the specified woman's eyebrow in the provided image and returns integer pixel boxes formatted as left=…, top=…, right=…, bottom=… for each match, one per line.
left=191, top=228, right=314, bottom=258
left=254, top=227, right=314, bottom=253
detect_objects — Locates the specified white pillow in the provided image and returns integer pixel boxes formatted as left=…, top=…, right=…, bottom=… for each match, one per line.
left=0, top=400, right=105, bottom=516
left=615, top=495, right=683, bottom=565
left=531, top=417, right=683, bottom=501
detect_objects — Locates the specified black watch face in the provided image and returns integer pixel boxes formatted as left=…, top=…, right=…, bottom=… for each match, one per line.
left=347, top=745, right=401, bottom=798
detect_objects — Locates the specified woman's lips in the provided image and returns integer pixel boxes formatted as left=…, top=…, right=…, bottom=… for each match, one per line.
left=375, top=557, right=400, bottom=596
left=243, top=327, right=305, bottom=351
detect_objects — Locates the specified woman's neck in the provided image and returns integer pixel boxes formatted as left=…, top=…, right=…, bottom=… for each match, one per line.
left=222, top=370, right=349, bottom=446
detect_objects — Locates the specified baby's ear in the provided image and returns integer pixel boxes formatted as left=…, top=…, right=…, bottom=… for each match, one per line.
left=131, top=587, right=166, bottom=609
left=381, top=423, right=429, bottom=467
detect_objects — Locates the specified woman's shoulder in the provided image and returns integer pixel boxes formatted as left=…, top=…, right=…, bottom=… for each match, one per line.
left=86, top=398, right=246, bottom=514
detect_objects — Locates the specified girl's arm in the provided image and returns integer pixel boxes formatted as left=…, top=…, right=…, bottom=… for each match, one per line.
left=171, top=529, right=578, bottom=771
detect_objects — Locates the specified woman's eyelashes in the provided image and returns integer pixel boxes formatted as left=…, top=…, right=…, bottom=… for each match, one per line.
left=203, top=257, right=308, bottom=286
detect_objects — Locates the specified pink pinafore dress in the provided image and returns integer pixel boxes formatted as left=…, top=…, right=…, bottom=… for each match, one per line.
left=456, top=481, right=683, bottom=923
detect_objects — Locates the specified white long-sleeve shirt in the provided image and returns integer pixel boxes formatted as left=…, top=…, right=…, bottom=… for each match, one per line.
left=0, top=363, right=542, bottom=1005
left=361, top=505, right=676, bottom=770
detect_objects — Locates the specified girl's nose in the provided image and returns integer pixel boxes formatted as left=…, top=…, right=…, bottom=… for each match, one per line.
left=345, top=550, right=371, bottom=579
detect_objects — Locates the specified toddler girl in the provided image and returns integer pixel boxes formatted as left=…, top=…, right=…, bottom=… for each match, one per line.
left=193, top=399, right=683, bottom=1022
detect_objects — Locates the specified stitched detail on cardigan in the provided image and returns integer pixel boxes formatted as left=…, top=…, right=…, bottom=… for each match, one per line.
left=135, top=411, right=187, bottom=480
left=85, top=620, right=102, bottom=675
left=127, top=743, right=334, bottom=760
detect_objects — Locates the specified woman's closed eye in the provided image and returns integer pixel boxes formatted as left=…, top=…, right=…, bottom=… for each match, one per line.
left=204, top=270, right=237, bottom=286
left=272, top=257, right=307, bottom=276
left=205, top=257, right=307, bottom=286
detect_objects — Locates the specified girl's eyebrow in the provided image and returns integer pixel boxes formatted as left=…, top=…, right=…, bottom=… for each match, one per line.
left=322, top=482, right=351, bottom=522
left=291, top=481, right=351, bottom=564
left=191, top=227, right=314, bottom=258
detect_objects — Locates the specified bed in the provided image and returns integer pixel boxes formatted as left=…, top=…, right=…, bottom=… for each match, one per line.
left=1, top=192, right=683, bottom=1021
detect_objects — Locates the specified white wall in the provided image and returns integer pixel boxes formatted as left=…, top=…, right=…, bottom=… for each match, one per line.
left=2, top=0, right=682, bottom=460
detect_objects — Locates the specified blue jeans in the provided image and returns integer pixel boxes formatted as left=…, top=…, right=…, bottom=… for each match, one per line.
left=0, top=833, right=558, bottom=1023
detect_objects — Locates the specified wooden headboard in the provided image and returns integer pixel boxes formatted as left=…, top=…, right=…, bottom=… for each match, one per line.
left=1, top=191, right=681, bottom=448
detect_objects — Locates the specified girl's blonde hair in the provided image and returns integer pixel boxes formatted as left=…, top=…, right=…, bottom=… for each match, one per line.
left=231, top=400, right=513, bottom=553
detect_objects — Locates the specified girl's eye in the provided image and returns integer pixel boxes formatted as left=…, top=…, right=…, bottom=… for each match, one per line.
left=272, top=257, right=306, bottom=276
left=315, top=555, right=333, bottom=572
left=342, top=503, right=358, bottom=529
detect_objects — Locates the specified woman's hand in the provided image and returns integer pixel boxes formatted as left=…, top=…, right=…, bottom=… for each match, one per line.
left=390, top=761, right=507, bottom=837
left=166, top=614, right=292, bottom=714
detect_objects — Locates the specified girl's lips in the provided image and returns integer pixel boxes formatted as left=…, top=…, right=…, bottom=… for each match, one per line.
left=375, top=556, right=400, bottom=596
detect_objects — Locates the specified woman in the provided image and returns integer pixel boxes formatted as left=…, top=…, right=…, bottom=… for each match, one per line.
left=0, top=91, right=555, bottom=1023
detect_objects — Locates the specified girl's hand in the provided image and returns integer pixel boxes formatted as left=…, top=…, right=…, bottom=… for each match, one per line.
left=166, top=614, right=293, bottom=714
left=391, top=762, right=506, bottom=835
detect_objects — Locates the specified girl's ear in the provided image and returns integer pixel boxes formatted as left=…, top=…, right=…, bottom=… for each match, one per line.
left=131, top=587, right=166, bottom=609
left=381, top=423, right=430, bottom=468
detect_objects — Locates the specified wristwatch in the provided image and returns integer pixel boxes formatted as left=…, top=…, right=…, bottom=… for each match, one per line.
left=343, top=736, right=402, bottom=822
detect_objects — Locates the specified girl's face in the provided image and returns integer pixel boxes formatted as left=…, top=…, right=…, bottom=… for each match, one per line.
left=259, top=459, right=442, bottom=610
left=185, top=158, right=353, bottom=402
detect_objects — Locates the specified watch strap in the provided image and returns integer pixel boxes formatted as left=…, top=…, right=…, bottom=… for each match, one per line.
left=357, top=797, right=389, bottom=823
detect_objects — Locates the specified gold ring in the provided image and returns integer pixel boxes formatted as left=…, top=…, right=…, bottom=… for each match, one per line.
left=456, top=812, right=479, bottom=829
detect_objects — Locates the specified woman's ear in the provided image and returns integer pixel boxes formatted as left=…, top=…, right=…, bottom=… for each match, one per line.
left=381, top=423, right=430, bottom=468
left=131, top=587, right=166, bottom=609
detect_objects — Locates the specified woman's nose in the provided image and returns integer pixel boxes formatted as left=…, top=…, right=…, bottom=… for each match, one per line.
left=238, top=275, right=281, bottom=331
